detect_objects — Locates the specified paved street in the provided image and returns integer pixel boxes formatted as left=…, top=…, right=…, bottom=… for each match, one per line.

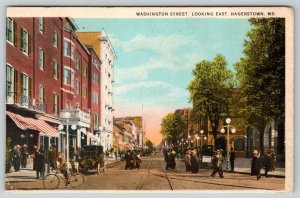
left=6, top=152, right=284, bottom=191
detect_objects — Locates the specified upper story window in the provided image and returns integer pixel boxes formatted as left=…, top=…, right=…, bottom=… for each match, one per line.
left=71, top=71, right=75, bottom=87
left=52, top=93, right=58, bottom=114
left=82, top=85, right=87, bottom=98
left=39, top=85, right=44, bottom=103
left=39, top=48, right=45, bottom=70
left=92, top=92, right=98, bottom=104
left=93, top=113, right=98, bottom=128
left=64, top=40, right=69, bottom=57
left=20, top=73, right=29, bottom=97
left=63, top=67, right=69, bottom=85
left=82, top=65, right=87, bottom=77
left=39, top=17, right=44, bottom=34
left=92, top=72, right=99, bottom=84
left=75, top=56, right=81, bottom=70
left=70, top=43, right=74, bottom=59
left=20, top=28, right=29, bottom=54
left=6, top=17, right=15, bottom=44
left=52, top=60, right=58, bottom=79
left=6, top=64, right=14, bottom=93
left=52, top=31, right=58, bottom=47
left=75, top=79, right=80, bottom=94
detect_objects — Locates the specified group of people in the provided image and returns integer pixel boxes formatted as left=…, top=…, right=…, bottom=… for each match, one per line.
left=251, top=149, right=277, bottom=180
left=184, top=149, right=199, bottom=173
left=7, top=144, right=30, bottom=172
left=124, top=150, right=142, bottom=170
left=164, top=149, right=177, bottom=170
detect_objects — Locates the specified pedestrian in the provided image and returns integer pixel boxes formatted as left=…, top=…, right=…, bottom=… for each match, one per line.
left=135, top=153, right=142, bottom=169
left=12, top=145, right=21, bottom=172
left=168, top=150, right=176, bottom=169
left=97, top=152, right=105, bottom=174
left=57, top=153, right=69, bottom=186
left=114, top=150, right=118, bottom=161
left=33, top=145, right=38, bottom=170
left=21, top=144, right=29, bottom=168
left=130, top=151, right=136, bottom=169
left=184, top=150, right=191, bottom=172
left=263, top=150, right=273, bottom=178
left=251, top=150, right=259, bottom=176
left=165, top=150, right=170, bottom=170
left=125, top=151, right=131, bottom=170
left=270, top=150, right=276, bottom=171
left=48, top=147, right=58, bottom=171
left=229, top=147, right=235, bottom=172
left=190, top=150, right=199, bottom=173
left=251, top=150, right=264, bottom=180
left=36, top=149, right=45, bottom=179
left=7, top=147, right=13, bottom=173
left=211, top=150, right=224, bottom=178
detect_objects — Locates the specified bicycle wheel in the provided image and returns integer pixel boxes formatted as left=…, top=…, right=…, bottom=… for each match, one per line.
left=43, top=174, right=60, bottom=190
left=69, top=173, right=85, bottom=188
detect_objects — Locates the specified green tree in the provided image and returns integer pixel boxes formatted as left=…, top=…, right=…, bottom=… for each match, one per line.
left=145, top=140, right=154, bottom=150
left=161, top=113, right=185, bottom=144
left=234, top=18, right=285, bottom=154
left=188, top=54, right=234, bottom=147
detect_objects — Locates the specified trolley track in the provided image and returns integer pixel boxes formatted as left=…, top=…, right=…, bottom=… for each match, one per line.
left=136, top=159, right=173, bottom=190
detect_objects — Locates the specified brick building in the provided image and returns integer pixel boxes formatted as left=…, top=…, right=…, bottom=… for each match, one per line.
left=6, top=17, right=102, bottom=159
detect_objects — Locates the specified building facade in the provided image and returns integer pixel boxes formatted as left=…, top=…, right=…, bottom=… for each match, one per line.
left=77, top=31, right=117, bottom=152
left=6, top=17, right=103, bottom=159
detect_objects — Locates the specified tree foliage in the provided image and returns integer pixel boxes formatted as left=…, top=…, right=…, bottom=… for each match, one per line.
left=188, top=54, right=234, bottom=145
left=234, top=18, right=285, bottom=154
left=145, top=139, right=154, bottom=150
left=160, top=113, right=185, bottom=144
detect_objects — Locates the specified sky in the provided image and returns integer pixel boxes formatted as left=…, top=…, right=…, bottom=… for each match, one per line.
left=74, top=18, right=252, bottom=145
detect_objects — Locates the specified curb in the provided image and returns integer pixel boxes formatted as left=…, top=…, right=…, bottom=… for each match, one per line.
left=223, top=170, right=285, bottom=178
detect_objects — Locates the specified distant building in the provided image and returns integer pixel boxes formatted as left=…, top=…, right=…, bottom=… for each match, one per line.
left=77, top=31, right=117, bottom=152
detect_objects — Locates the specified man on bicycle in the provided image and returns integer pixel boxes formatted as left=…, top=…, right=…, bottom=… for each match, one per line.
left=57, top=153, right=69, bottom=186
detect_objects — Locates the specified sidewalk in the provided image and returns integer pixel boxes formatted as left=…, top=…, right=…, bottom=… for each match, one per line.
left=223, top=158, right=285, bottom=178
left=5, top=157, right=122, bottom=183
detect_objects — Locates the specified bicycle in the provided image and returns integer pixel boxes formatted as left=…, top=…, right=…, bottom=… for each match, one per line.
left=43, top=168, right=85, bottom=190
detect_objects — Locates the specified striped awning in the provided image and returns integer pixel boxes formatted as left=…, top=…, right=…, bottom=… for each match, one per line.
left=6, top=111, right=58, bottom=137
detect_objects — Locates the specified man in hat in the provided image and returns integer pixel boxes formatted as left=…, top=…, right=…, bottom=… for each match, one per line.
left=21, top=144, right=29, bottom=168
left=211, top=150, right=224, bottom=178
left=251, top=150, right=259, bottom=175
left=184, top=149, right=191, bottom=172
left=229, top=147, right=235, bottom=172
left=190, top=150, right=199, bottom=173
left=12, top=145, right=21, bottom=172
left=57, top=153, right=69, bottom=185
left=36, top=149, right=45, bottom=179
left=263, top=150, right=273, bottom=178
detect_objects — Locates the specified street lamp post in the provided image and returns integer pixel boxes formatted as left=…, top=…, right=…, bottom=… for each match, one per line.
left=199, top=130, right=207, bottom=148
left=220, top=118, right=236, bottom=169
left=58, top=112, right=77, bottom=168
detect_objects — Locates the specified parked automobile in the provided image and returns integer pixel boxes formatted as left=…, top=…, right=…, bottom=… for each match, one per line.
left=78, top=145, right=104, bottom=174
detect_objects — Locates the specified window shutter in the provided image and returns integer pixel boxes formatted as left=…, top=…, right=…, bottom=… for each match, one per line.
left=51, top=61, right=54, bottom=76
left=42, top=87, right=45, bottom=103
left=13, top=21, right=17, bottom=46
left=14, top=70, right=18, bottom=94
left=28, top=34, right=32, bottom=55
left=20, top=28, right=23, bottom=51
left=20, top=74, right=24, bottom=95
left=43, top=51, right=45, bottom=70
left=57, top=63, right=59, bottom=79
left=28, top=77, right=32, bottom=97
left=52, top=93, right=55, bottom=113
left=43, top=18, right=45, bottom=34
left=57, top=95, right=60, bottom=113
